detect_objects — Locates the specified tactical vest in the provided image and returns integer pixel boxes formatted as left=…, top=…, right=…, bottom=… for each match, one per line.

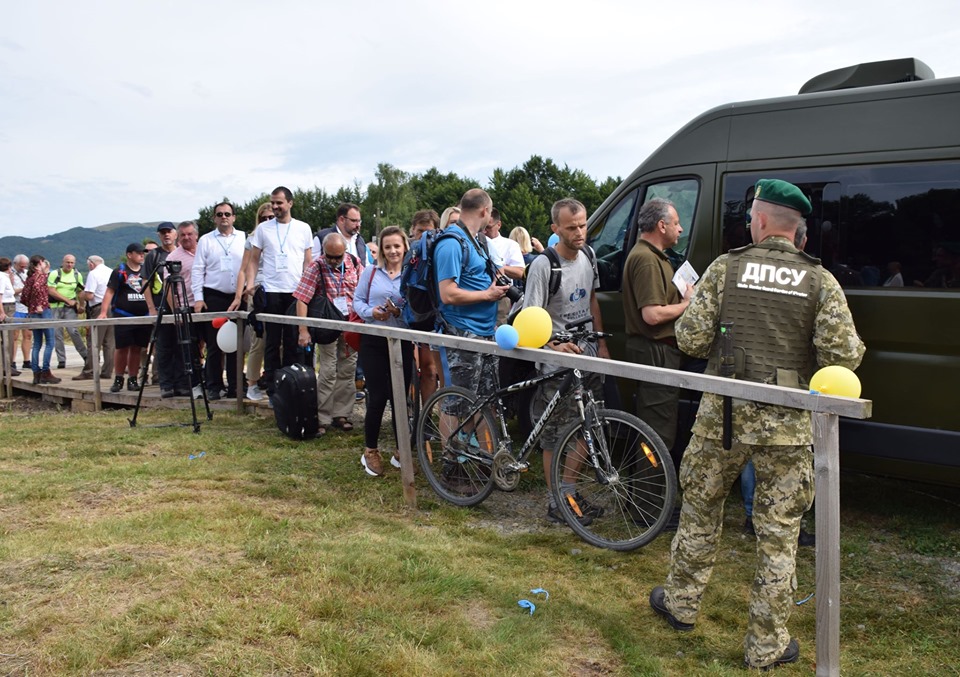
left=714, top=239, right=822, bottom=386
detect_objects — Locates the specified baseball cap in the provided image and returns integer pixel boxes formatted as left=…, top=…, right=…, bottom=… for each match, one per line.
left=156, top=221, right=175, bottom=232
left=126, top=242, right=146, bottom=254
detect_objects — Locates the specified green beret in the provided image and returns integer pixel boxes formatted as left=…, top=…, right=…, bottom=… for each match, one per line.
left=753, top=179, right=812, bottom=217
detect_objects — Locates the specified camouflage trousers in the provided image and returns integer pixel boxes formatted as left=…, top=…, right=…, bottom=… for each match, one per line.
left=441, top=326, right=499, bottom=414
left=663, top=435, right=814, bottom=667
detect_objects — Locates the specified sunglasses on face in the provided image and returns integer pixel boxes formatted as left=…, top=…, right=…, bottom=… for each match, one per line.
left=215, top=211, right=234, bottom=218
left=258, top=214, right=274, bottom=223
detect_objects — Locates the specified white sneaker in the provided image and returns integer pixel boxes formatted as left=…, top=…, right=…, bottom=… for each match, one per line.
left=246, top=384, right=264, bottom=401
left=192, top=385, right=204, bottom=399
left=390, top=453, right=402, bottom=469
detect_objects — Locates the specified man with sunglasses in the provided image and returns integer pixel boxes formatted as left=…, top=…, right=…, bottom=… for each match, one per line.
left=193, top=202, right=247, bottom=399
left=294, top=232, right=362, bottom=435
left=245, top=186, right=313, bottom=391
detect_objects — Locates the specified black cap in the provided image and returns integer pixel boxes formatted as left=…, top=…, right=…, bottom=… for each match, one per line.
left=156, top=221, right=175, bottom=232
left=126, top=242, right=146, bottom=254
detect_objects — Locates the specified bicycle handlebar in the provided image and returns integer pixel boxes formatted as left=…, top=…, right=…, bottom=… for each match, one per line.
left=550, top=318, right=611, bottom=345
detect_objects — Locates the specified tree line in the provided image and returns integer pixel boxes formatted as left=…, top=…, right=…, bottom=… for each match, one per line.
left=196, top=156, right=621, bottom=245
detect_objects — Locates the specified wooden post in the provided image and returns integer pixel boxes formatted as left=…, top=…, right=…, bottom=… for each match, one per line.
left=387, top=337, right=416, bottom=509
left=91, top=323, right=102, bottom=411
left=235, top=316, right=246, bottom=414
left=0, top=328, right=10, bottom=399
left=813, top=412, right=841, bottom=677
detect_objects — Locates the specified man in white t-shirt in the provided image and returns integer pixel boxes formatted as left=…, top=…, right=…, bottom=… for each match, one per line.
left=74, top=255, right=115, bottom=380
left=484, top=208, right=525, bottom=324
left=244, top=186, right=313, bottom=390
left=11, top=254, right=33, bottom=370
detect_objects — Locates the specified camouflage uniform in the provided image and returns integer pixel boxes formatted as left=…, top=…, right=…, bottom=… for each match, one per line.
left=660, top=237, right=865, bottom=668
left=441, top=324, right=499, bottom=415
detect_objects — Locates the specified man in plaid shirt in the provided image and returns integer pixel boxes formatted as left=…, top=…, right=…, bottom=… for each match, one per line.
left=294, top=232, right=363, bottom=435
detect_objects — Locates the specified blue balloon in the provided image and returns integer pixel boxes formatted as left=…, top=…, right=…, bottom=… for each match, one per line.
left=495, top=324, right=520, bottom=350
left=547, top=233, right=560, bottom=247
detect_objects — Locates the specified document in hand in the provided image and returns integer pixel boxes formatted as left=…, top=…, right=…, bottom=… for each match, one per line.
left=672, top=260, right=699, bottom=296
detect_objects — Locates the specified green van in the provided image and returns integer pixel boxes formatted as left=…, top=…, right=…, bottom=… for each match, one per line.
left=587, top=58, right=960, bottom=485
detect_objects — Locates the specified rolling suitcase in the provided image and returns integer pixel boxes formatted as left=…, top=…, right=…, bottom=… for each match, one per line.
left=272, top=349, right=319, bottom=440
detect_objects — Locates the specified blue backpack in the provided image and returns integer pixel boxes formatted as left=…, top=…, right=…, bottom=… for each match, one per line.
left=400, top=228, right=476, bottom=331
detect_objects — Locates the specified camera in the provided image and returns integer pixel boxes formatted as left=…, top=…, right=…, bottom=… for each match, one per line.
left=497, top=275, right=522, bottom=304
left=164, top=259, right=182, bottom=274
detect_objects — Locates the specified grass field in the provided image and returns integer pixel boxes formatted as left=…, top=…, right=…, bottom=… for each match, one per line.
left=0, top=401, right=958, bottom=675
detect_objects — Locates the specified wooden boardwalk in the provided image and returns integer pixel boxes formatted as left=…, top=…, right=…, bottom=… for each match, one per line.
left=3, top=359, right=269, bottom=415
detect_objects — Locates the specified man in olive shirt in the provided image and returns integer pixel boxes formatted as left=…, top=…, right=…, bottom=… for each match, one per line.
left=622, top=198, right=693, bottom=458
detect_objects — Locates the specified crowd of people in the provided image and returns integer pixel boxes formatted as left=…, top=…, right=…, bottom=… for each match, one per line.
left=1, top=179, right=868, bottom=670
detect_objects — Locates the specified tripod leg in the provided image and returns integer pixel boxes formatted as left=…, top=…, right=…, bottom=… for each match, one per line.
left=129, top=290, right=168, bottom=427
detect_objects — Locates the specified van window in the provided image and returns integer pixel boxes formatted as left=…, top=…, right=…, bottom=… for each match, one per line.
left=644, top=179, right=700, bottom=268
left=588, top=188, right=638, bottom=291
left=722, top=163, right=960, bottom=289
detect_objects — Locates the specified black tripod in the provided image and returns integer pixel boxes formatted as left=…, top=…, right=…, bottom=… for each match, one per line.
left=129, top=260, right=211, bottom=432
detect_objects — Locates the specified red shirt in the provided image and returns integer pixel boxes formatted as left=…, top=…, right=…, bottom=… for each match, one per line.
left=20, top=270, right=50, bottom=314
left=292, top=254, right=361, bottom=314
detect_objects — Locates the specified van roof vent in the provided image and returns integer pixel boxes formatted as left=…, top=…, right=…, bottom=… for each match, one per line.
left=799, top=58, right=934, bottom=94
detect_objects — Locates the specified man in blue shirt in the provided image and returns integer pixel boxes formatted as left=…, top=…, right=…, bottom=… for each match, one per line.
left=435, top=188, right=508, bottom=396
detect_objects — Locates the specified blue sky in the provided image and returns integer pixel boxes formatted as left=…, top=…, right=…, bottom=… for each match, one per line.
left=2, top=0, right=959, bottom=237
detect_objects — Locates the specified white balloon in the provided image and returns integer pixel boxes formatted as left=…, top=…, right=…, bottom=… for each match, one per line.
left=217, top=320, right=238, bottom=353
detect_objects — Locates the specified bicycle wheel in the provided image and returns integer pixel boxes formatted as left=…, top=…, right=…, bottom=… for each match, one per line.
left=550, top=408, right=676, bottom=551
left=417, top=386, right=498, bottom=507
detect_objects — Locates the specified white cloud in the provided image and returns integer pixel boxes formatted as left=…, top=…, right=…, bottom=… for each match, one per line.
left=1, top=0, right=959, bottom=236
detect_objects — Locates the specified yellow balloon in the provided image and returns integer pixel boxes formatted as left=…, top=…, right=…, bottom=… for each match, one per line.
left=809, top=365, right=861, bottom=398
left=513, top=307, right=553, bottom=348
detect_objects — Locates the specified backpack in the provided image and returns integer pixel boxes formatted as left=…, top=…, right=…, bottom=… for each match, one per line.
left=506, top=245, right=598, bottom=325
left=400, top=228, right=486, bottom=331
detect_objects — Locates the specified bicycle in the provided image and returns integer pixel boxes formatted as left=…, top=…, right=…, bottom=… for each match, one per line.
left=416, top=319, right=677, bottom=551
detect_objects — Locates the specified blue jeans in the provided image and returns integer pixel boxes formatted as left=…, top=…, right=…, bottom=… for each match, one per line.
left=740, top=459, right=756, bottom=517
left=29, top=309, right=55, bottom=372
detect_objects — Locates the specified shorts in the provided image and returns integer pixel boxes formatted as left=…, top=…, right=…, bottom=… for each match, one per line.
left=114, top=323, right=151, bottom=349
left=532, top=368, right=604, bottom=451
left=441, top=325, right=499, bottom=415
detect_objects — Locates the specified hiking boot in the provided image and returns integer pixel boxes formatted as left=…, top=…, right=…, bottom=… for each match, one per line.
left=32, top=371, right=41, bottom=385
left=207, top=389, right=221, bottom=401
left=109, top=376, right=124, bottom=392
left=160, top=388, right=176, bottom=399
left=127, top=377, right=140, bottom=391
left=57, top=361, right=66, bottom=369
left=361, top=449, right=384, bottom=477
left=744, top=516, right=756, bottom=536
left=9, top=366, right=21, bottom=377
left=22, top=360, right=31, bottom=369
left=546, top=503, right=593, bottom=527
left=72, top=371, right=94, bottom=381
left=745, top=638, right=800, bottom=671
left=39, top=369, right=62, bottom=384
left=649, top=586, right=695, bottom=632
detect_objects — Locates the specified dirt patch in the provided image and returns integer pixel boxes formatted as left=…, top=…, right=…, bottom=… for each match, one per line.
left=466, top=487, right=558, bottom=536
left=461, top=599, right=498, bottom=631
left=558, top=627, right=622, bottom=675
left=0, top=394, right=62, bottom=414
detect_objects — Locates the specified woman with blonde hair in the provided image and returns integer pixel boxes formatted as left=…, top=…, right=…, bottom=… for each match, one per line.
left=509, top=226, right=542, bottom=266
left=438, top=206, right=461, bottom=230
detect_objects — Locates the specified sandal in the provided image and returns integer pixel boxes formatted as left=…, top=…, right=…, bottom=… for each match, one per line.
left=331, top=417, right=354, bottom=432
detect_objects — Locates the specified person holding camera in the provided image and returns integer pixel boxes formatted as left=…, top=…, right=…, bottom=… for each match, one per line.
left=351, top=225, right=413, bottom=476
left=435, top=188, right=509, bottom=401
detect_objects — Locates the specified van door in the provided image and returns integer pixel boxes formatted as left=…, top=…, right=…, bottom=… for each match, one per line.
left=588, top=168, right=713, bottom=361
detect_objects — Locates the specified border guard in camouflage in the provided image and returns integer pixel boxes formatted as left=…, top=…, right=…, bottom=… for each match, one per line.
left=649, top=179, right=865, bottom=670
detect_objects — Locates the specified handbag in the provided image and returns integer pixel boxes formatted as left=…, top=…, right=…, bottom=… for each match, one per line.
left=286, top=267, right=345, bottom=345
left=343, top=268, right=376, bottom=353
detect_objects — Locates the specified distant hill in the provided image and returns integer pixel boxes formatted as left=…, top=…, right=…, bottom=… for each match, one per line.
left=0, top=222, right=163, bottom=266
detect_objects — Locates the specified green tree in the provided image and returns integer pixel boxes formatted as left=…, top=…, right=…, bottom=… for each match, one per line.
left=364, top=163, right=417, bottom=235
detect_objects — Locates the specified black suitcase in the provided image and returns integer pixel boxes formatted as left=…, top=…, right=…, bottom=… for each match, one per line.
left=272, top=354, right=319, bottom=440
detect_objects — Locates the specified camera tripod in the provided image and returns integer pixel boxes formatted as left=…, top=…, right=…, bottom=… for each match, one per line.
left=129, top=262, right=212, bottom=432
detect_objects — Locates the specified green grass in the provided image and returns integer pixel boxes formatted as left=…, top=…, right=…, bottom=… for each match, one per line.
left=0, top=403, right=958, bottom=675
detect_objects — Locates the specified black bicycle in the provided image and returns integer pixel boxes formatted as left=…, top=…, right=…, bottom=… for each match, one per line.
left=416, top=320, right=677, bottom=551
